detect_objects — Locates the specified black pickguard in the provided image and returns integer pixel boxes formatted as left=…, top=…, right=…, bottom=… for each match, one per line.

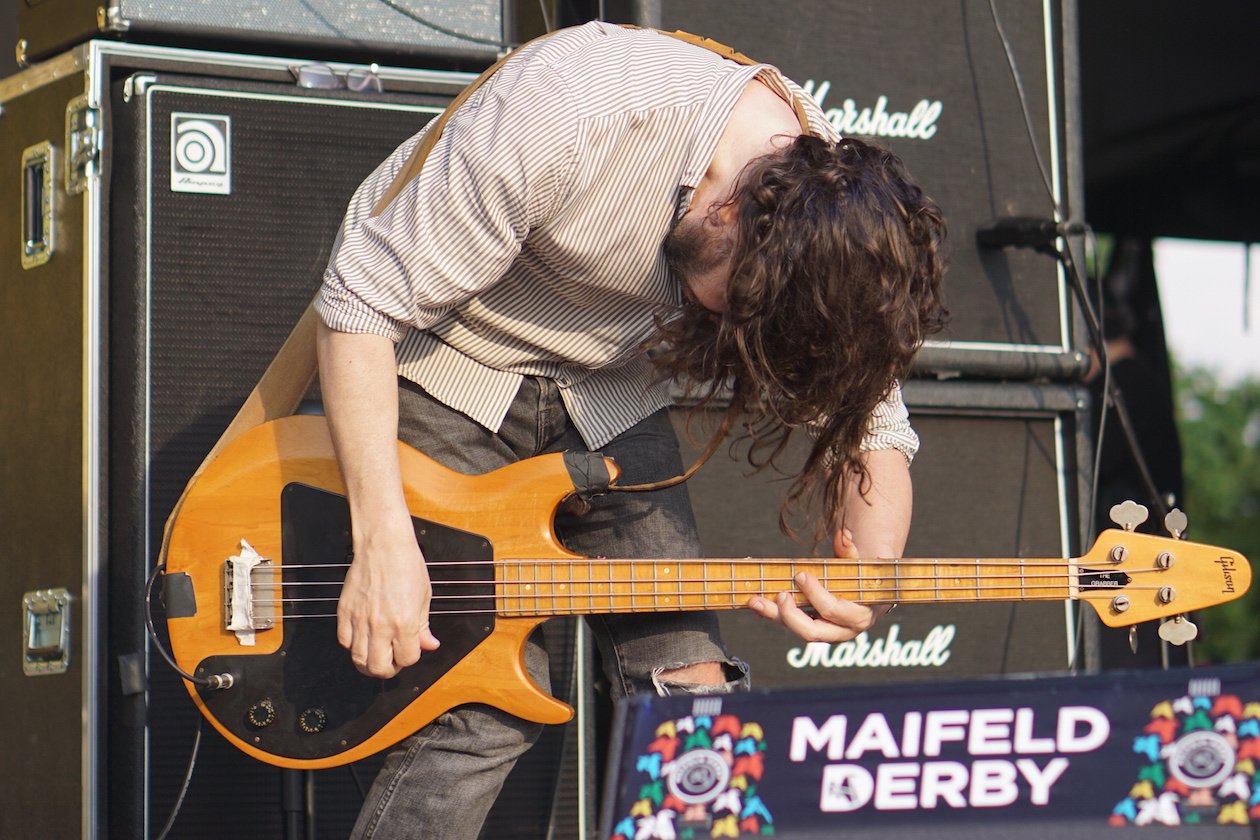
left=195, top=483, right=495, bottom=761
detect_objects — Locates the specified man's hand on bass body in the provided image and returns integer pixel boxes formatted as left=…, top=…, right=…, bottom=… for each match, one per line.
left=337, top=516, right=441, bottom=679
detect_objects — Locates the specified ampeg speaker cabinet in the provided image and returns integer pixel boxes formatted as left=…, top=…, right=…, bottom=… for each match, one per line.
left=18, top=0, right=511, bottom=67
left=671, top=379, right=1088, bottom=691
left=0, top=41, right=484, bottom=840
left=614, top=0, right=1084, bottom=379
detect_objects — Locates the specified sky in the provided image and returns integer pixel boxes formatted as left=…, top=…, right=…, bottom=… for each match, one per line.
left=1154, top=239, right=1260, bottom=386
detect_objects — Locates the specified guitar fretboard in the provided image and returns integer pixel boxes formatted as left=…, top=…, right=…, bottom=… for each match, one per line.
left=495, top=557, right=1073, bottom=617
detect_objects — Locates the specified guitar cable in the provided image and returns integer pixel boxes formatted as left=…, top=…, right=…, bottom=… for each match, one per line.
left=153, top=717, right=203, bottom=840
left=142, top=562, right=209, bottom=839
left=144, top=562, right=234, bottom=689
left=984, top=0, right=1188, bottom=672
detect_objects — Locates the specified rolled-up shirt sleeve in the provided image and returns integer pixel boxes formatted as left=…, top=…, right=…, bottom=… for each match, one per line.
left=316, top=138, right=422, bottom=341
left=804, top=381, right=920, bottom=465
left=316, top=58, right=580, bottom=342
left=859, top=381, right=919, bottom=464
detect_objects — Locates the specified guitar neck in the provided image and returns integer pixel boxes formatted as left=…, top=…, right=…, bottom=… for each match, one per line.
left=496, top=557, right=1073, bottom=618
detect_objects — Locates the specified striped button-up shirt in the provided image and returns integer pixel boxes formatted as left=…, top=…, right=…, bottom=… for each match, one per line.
left=318, top=21, right=918, bottom=458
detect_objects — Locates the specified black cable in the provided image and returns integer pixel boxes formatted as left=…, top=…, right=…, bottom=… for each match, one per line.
left=372, top=0, right=515, bottom=49
left=144, top=563, right=230, bottom=688
left=1073, top=236, right=1105, bottom=680
left=1056, top=243, right=1171, bottom=526
left=983, top=0, right=1174, bottom=602
left=154, top=717, right=203, bottom=840
left=1069, top=595, right=1086, bottom=674
left=986, top=0, right=1057, bottom=205
left=1085, top=228, right=1110, bottom=529
left=348, top=764, right=369, bottom=802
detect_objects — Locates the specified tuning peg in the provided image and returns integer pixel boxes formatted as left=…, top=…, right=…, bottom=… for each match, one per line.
left=1164, top=508, right=1188, bottom=539
left=1109, top=500, right=1149, bottom=532
left=1128, top=625, right=1139, bottom=655
left=1157, top=615, right=1198, bottom=646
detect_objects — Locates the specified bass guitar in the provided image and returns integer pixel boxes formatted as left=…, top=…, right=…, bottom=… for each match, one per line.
left=162, top=414, right=1251, bottom=769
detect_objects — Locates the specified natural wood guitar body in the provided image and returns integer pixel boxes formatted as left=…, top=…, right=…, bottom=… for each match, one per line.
left=164, top=415, right=1250, bottom=769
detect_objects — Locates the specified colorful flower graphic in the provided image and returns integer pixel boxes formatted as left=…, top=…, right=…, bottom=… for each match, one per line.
left=1111, top=684, right=1260, bottom=827
left=612, top=708, right=775, bottom=839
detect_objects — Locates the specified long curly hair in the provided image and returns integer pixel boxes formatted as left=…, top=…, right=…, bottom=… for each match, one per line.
left=653, top=135, right=948, bottom=538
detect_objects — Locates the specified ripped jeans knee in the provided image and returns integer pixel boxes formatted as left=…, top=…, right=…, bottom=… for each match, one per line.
left=651, top=657, right=750, bottom=697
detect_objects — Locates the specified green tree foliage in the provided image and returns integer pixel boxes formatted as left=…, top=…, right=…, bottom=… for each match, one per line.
left=1175, top=366, right=1260, bottom=662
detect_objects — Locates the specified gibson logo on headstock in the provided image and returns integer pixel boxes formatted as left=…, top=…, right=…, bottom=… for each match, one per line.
left=1216, top=556, right=1238, bottom=594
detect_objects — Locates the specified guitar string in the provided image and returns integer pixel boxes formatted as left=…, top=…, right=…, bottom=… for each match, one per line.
left=271, top=558, right=1094, bottom=570
left=251, top=581, right=1173, bottom=602
left=242, top=562, right=1176, bottom=590
left=261, top=586, right=1177, bottom=620
left=254, top=569, right=1083, bottom=585
left=250, top=571, right=1078, bottom=591
left=244, top=571, right=1084, bottom=600
left=233, top=560, right=1177, bottom=617
left=247, top=580, right=1173, bottom=611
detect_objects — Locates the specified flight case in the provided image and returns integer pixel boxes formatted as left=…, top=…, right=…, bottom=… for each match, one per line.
left=0, top=39, right=473, bottom=839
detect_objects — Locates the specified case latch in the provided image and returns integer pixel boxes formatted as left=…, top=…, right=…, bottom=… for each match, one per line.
left=65, top=95, right=101, bottom=196
left=23, top=588, right=72, bottom=676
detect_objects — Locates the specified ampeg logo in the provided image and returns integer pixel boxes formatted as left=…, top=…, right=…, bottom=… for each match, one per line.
left=170, top=113, right=231, bottom=195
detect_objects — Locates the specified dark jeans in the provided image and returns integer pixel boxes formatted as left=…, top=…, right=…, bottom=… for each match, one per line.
left=351, top=377, right=746, bottom=839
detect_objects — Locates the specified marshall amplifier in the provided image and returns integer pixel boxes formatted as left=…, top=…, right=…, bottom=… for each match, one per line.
left=672, top=378, right=1091, bottom=691
left=613, top=0, right=1085, bottom=379
left=18, top=0, right=510, bottom=67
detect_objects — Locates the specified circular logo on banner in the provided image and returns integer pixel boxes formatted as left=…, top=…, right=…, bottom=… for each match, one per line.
left=1167, top=730, right=1236, bottom=788
left=667, top=749, right=731, bottom=804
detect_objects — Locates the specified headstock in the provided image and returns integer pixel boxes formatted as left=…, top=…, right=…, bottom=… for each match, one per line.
left=1076, top=524, right=1251, bottom=638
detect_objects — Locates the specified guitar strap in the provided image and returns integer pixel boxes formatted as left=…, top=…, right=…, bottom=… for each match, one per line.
left=176, top=25, right=790, bottom=521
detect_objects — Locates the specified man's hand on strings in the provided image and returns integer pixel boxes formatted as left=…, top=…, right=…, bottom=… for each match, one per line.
left=337, top=517, right=441, bottom=679
left=746, top=528, right=895, bottom=644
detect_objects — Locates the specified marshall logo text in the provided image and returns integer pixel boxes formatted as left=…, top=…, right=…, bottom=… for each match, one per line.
left=786, top=624, right=955, bottom=671
left=802, top=80, right=943, bottom=141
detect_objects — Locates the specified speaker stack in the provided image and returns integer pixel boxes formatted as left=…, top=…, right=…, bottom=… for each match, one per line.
left=1, top=2, right=1092, bottom=838
left=599, top=0, right=1094, bottom=695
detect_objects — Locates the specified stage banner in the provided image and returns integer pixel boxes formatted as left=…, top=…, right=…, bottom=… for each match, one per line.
left=600, top=663, right=1260, bottom=838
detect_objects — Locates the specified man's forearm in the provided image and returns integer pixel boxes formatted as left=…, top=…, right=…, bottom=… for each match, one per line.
left=315, top=322, right=409, bottom=529
left=316, top=321, right=439, bottom=678
left=840, top=448, right=913, bottom=559
left=749, top=447, right=913, bottom=638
